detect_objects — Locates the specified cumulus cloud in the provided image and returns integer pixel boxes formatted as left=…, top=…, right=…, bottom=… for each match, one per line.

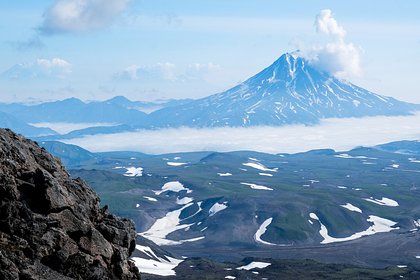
left=37, top=58, right=71, bottom=70
left=1, top=58, right=72, bottom=80
left=300, top=9, right=362, bottom=79
left=114, top=62, right=177, bottom=81
left=315, top=9, right=346, bottom=38
left=63, top=113, right=420, bottom=154
left=114, top=62, right=222, bottom=83
left=40, top=0, right=130, bottom=34
left=188, top=62, right=220, bottom=72
left=184, top=62, right=221, bottom=82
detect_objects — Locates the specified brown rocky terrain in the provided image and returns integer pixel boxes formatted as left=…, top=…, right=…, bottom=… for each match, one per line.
left=0, top=128, right=140, bottom=279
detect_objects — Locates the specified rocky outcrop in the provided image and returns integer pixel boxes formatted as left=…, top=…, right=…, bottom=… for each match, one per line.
left=0, top=129, right=140, bottom=279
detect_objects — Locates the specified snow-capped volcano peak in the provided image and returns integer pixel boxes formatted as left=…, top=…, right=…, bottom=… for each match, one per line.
left=150, top=52, right=419, bottom=127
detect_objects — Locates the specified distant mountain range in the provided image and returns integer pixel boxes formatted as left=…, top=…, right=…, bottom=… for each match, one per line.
left=0, top=111, right=57, bottom=137
left=1, top=52, right=419, bottom=138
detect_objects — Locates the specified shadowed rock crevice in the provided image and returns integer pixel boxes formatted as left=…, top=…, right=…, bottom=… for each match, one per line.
left=0, top=128, right=140, bottom=279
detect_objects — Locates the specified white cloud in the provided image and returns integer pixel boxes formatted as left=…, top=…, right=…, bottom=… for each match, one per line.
left=1, top=58, right=72, bottom=80
left=41, top=0, right=130, bottom=34
left=315, top=9, right=346, bottom=38
left=188, top=63, right=220, bottom=72
left=64, top=113, right=420, bottom=154
left=114, top=62, right=222, bottom=83
left=300, top=9, right=362, bottom=79
left=114, top=62, right=177, bottom=81
left=184, top=62, right=222, bottom=83
left=157, top=62, right=177, bottom=81
left=37, top=58, right=72, bottom=73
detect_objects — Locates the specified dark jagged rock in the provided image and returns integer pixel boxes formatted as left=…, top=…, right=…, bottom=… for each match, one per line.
left=0, top=128, right=140, bottom=279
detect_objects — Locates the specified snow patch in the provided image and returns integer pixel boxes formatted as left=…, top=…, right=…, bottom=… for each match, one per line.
left=364, top=197, right=399, bottom=207
left=209, top=202, right=228, bottom=217
left=340, top=203, right=362, bottom=213
left=154, top=181, right=192, bottom=195
left=242, top=162, right=277, bottom=172
left=334, top=154, right=376, bottom=160
left=310, top=213, right=399, bottom=244
left=133, top=244, right=183, bottom=276
left=143, top=196, right=158, bottom=202
left=176, top=197, right=194, bottom=205
left=255, top=218, right=276, bottom=245
left=218, top=172, right=232, bottom=176
left=259, top=173, right=273, bottom=177
left=237, top=261, right=271, bottom=270
left=140, top=203, right=204, bottom=245
left=225, top=276, right=236, bottom=279
left=132, top=255, right=183, bottom=276
left=167, top=162, right=187, bottom=166
left=123, top=167, right=143, bottom=177
left=241, top=182, right=273, bottom=191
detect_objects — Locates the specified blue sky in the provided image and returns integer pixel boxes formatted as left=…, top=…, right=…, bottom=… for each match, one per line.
left=1, top=0, right=419, bottom=103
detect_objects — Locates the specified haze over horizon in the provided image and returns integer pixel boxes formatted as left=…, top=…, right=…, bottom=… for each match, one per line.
left=1, top=1, right=420, bottom=104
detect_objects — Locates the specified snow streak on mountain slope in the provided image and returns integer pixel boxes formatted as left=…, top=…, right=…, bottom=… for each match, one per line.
left=150, top=53, right=419, bottom=127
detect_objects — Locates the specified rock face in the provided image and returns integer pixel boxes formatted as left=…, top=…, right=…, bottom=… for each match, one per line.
left=0, top=129, right=140, bottom=279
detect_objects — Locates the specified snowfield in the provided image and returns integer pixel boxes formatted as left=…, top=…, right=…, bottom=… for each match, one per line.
left=242, top=162, right=277, bottom=172
left=139, top=203, right=204, bottom=245
left=364, top=197, right=399, bottom=207
left=340, top=203, right=362, bottom=213
left=167, top=162, right=187, bottom=166
left=309, top=213, right=399, bottom=244
left=143, top=196, right=157, bottom=202
left=154, top=181, right=192, bottom=195
left=176, top=197, right=194, bottom=205
left=132, top=245, right=183, bottom=276
left=334, top=154, right=376, bottom=160
left=255, top=217, right=276, bottom=245
left=122, top=167, right=143, bottom=177
left=209, top=202, right=228, bottom=217
left=259, top=172, right=273, bottom=177
left=241, top=182, right=273, bottom=191
left=237, top=261, right=271, bottom=270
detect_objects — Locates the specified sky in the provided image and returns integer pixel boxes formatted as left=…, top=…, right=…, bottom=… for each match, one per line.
left=1, top=0, right=420, bottom=104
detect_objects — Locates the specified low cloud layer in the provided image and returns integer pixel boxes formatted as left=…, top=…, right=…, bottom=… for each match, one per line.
left=300, top=9, right=362, bottom=79
left=41, top=0, right=130, bottom=34
left=64, top=113, right=420, bottom=154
